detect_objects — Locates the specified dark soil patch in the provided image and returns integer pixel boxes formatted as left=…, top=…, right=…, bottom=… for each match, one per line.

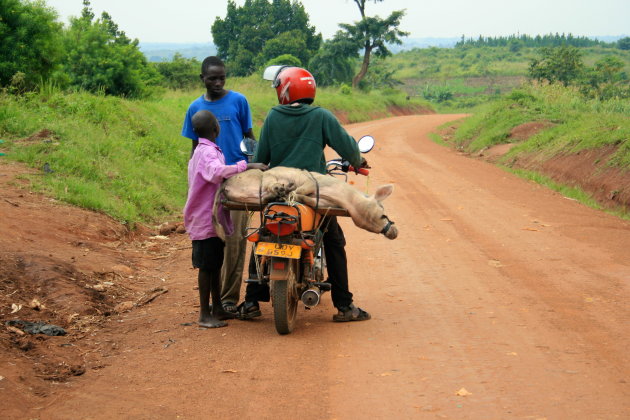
left=0, top=160, right=179, bottom=407
left=509, top=145, right=630, bottom=210
left=437, top=120, right=629, bottom=212
left=508, top=121, right=554, bottom=141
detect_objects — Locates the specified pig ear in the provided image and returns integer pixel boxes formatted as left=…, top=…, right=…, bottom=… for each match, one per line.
left=373, top=184, right=394, bottom=202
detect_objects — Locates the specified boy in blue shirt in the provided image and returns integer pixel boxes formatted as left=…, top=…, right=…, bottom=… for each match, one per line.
left=182, top=56, right=254, bottom=314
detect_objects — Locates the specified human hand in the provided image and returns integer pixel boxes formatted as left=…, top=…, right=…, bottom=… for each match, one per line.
left=247, top=162, right=269, bottom=171
left=359, top=157, right=370, bottom=169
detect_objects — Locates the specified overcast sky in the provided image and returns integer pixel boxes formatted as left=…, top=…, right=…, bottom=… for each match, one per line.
left=46, top=0, right=629, bottom=43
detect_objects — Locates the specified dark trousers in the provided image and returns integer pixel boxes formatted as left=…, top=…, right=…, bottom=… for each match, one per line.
left=245, top=216, right=353, bottom=309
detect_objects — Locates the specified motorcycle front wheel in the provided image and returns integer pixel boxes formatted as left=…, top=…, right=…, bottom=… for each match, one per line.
left=272, top=264, right=298, bottom=334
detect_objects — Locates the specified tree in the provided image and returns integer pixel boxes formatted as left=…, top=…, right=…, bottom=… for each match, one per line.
left=338, top=0, right=408, bottom=88
left=211, top=0, right=321, bottom=76
left=528, top=46, right=584, bottom=87
left=257, top=30, right=308, bottom=67
left=308, top=33, right=357, bottom=86
left=62, top=1, right=161, bottom=97
left=581, top=56, right=629, bottom=100
left=0, top=0, right=63, bottom=89
left=618, top=37, right=630, bottom=50
left=153, top=53, right=200, bottom=90
left=266, top=53, right=302, bottom=68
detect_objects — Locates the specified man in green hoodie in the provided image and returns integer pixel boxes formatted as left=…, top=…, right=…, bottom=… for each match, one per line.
left=238, top=66, right=370, bottom=322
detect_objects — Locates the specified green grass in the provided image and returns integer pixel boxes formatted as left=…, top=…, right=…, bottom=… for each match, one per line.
left=428, top=132, right=449, bottom=147
left=0, top=79, right=431, bottom=225
left=431, top=83, right=630, bottom=219
left=450, top=84, right=630, bottom=169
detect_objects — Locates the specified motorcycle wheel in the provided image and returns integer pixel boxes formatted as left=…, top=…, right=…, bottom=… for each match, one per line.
left=272, top=272, right=298, bottom=335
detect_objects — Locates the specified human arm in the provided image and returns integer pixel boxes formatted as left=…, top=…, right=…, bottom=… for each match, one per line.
left=252, top=116, right=271, bottom=165
left=243, top=128, right=256, bottom=141
left=247, top=162, right=268, bottom=171
left=199, top=149, right=248, bottom=184
left=322, top=110, right=362, bottom=168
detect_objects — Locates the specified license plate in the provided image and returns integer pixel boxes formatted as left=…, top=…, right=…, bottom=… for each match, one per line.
left=255, top=242, right=301, bottom=259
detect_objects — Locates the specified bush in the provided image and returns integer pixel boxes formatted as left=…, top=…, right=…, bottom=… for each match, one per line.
left=266, top=54, right=302, bottom=68
left=339, top=84, right=352, bottom=95
left=0, top=0, right=63, bottom=89
left=422, top=85, right=454, bottom=102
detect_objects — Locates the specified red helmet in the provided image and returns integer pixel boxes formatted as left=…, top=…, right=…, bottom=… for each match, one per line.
left=265, top=66, right=316, bottom=105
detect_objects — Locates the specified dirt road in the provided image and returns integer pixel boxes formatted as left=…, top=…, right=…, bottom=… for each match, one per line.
left=3, top=114, right=629, bottom=419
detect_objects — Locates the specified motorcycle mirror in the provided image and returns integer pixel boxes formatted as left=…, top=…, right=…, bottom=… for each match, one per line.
left=357, top=135, right=375, bottom=153
left=240, top=137, right=257, bottom=156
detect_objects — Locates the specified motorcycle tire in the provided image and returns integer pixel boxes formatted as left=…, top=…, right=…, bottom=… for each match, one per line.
left=272, top=274, right=298, bottom=335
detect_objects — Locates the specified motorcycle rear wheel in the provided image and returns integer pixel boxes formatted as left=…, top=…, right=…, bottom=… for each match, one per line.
left=272, top=272, right=298, bottom=335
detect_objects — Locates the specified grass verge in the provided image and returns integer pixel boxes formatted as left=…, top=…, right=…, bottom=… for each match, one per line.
left=0, top=80, right=431, bottom=225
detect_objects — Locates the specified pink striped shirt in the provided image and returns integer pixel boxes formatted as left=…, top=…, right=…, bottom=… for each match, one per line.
left=184, top=138, right=247, bottom=240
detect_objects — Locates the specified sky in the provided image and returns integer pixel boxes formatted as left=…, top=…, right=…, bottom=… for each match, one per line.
left=45, top=0, right=629, bottom=44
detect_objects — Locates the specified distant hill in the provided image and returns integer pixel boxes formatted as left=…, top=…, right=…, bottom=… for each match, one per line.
left=390, top=37, right=461, bottom=52
left=140, top=43, right=216, bottom=62
left=140, top=35, right=628, bottom=62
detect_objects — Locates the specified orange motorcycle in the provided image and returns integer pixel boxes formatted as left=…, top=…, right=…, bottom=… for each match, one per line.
left=228, top=135, right=374, bottom=334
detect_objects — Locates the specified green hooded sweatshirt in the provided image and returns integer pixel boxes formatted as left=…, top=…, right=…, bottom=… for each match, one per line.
left=253, top=104, right=361, bottom=174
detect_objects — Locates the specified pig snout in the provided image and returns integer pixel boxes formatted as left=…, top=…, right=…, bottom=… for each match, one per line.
left=384, top=223, right=398, bottom=240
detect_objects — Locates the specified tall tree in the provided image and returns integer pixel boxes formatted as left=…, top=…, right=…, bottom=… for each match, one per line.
left=0, top=0, right=63, bottom=89
left=212, top=0, right=321, bottom=76
left=340, top=0, right=408, bottom=88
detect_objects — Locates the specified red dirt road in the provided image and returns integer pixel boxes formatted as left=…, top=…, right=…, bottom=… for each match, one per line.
left=2, top=114, right=629, bottom=419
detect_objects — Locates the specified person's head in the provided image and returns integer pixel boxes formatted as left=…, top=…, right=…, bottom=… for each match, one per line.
left=200, top=56, right=226, bottom=97
left=192, top=110, right=220, bottom=141
left=272, top=66, right=316, bottom=105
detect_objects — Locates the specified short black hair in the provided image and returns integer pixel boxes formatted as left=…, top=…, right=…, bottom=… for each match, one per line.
left=201, top=56, right=225, bottom=74
left=192, top=110, right=218, bottom=139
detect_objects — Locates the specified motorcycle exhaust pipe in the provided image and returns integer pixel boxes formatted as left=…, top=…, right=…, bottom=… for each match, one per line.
left=301, top=287, right=321, bottom=307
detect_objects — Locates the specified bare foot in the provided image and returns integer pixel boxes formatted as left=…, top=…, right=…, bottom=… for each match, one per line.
left=198, top=316, right=228, bottom=328
left=213, top=309, right=238, bottom=321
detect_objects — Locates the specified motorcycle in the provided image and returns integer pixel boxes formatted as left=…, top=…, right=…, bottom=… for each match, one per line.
left=232, top=135, right=375, bottom=334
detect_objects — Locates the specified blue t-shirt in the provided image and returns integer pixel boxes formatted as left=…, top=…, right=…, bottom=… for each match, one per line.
left=181, top=91, right=252, bottom=165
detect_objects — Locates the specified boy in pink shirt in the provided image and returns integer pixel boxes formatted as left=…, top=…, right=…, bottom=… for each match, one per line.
left=184, top=110, right=267, bottom=328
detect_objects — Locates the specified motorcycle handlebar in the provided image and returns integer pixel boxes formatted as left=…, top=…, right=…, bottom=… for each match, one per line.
left=348, top=166, right=370, bottom=176
left=325, top=160, right=370, bottom=176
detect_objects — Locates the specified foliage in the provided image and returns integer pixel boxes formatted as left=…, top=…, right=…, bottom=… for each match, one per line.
left=528, top=46, right=630, bottom=100
left=153, top=53, right=200, bottom=90
left=0, top=0, right=63, bottom=89
left=338, top=1, right=408, bottom=88
left=581, top=56, right=630, bottom=100
left=618, top=37, right=630, bottom=50
left=266, top=54, right=301, bottom=67
left=456, top=33, right=605, bottom=48
left=422, top=85, right=453, bottom=102
left=359, top=58, right=402, bottom=90
left=61, top=1, right=162, bottom=98
left=528, top=46, right=584, bottom=86
left=450, top=84, right=630, bottom=170
left=211, top=0, right=321, bottom=76
left=308, top=35, right=357, bottom=86
left=257, top=29, right=308, bottom=67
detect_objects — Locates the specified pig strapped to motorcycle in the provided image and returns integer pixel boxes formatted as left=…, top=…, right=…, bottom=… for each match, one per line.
left=223, top=65, right=396, bottom=330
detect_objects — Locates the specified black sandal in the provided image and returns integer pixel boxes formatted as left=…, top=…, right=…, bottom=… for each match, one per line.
left=332, top=304, right=371, bottom=322
left=222, top=302, right=238, bottom=314
left=237, top=301, right=262, bottom=320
